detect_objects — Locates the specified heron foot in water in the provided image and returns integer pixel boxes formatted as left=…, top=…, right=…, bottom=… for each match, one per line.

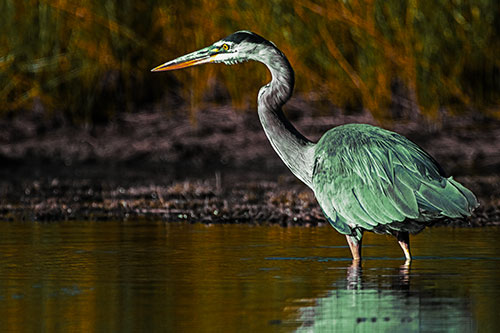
left=395, top=231, right=412, bottom=261
left=346, top=234, right=362, bottom=260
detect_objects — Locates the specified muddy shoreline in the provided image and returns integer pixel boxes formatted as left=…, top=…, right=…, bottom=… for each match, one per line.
left=1, top=166, right=498, bottom=227
left=1, top=103, right=499, bottom=226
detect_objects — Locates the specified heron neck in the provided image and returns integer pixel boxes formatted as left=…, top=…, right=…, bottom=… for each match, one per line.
left=256, top=48, right=315, bottom=188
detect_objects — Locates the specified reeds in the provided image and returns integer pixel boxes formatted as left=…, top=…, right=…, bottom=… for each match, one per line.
left=1, top=0, right=498, bottom=123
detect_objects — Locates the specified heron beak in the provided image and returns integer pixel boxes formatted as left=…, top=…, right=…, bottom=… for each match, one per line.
left=151, top=46, right=215, bottom=72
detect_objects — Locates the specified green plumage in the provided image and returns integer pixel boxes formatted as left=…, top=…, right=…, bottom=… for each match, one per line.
left=312, top=124, right=478, bottom=240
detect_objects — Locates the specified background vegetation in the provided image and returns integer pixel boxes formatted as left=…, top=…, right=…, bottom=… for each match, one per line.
left=1, top=0, right=499, bottom=124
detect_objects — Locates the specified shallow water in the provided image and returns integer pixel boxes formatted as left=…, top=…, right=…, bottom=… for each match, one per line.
left=0, top=222, right=499, bottom=332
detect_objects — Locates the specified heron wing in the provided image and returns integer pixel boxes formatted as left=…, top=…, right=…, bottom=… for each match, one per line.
left=312, top=124, right=477, bottom=235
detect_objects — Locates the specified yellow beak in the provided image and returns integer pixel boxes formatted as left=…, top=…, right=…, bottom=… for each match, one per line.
left=151, top=46, right=215, bottom=72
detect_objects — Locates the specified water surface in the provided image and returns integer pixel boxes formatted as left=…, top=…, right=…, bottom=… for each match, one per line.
left=0, top=221, right=499, bottom=332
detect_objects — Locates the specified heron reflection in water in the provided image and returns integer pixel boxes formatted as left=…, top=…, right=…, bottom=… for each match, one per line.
left=291, top=262, right=473, bottom=331
left=152, top=31, right=478, bottom=261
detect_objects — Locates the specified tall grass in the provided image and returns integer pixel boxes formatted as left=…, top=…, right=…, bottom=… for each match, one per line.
left=1, top=0, right=499, bottom=123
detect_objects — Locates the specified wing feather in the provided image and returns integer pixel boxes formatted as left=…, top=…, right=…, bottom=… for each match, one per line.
left=353, top=186, right=402, bottom=224
left=312, top=124, right=477, bottom=233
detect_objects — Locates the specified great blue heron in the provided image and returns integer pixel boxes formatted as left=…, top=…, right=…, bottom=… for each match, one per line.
left=152, top=31, right=478, bottom=261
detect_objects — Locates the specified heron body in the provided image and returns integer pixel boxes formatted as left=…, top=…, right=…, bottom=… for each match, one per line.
left=152, top=31, right=478, bottom=261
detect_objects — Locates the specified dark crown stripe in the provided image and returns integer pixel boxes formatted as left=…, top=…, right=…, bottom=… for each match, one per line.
left=224, top=31, right=271, bottom=46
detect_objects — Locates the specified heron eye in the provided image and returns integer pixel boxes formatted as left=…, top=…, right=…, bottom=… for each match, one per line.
left=222, top=43, right=229, bottom=51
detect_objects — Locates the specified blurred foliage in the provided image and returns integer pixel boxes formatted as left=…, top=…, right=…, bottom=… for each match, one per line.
left=0, top=0, right=499, bottom=123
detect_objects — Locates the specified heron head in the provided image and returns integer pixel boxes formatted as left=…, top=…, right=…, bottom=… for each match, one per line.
left=151, top=31, right=275, bottom=72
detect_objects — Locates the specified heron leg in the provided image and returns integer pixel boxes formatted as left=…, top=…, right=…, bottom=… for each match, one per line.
left=346, top=234, right=362, bottom=260
left=395, top=231, right=412, bottom=261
